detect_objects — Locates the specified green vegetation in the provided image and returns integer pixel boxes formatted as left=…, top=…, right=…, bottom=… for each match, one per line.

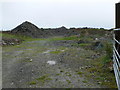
left=65, top=72, right=72, bottom=76
left=1, top=32, right=46, bottom=45
left=1, top=28, right=107, bottom=43
left=72, top=43, right=91, bottom=47
left=77, top=71, right=83, bottom=75
left=49, top=50, right=62, bottom=54
left=1, top=33, right=81, bottom=47
left=79, top=43, right=90, bottom=46
left=28, top=75, right=52, bottom=86
left=84, top=55, right=117, bottom=88
left=29, top=81, right=37, bottom=85
left=82, top=80, right=88, bottom=83
left=81, top=41, right=116, bottom=88
left=48, top=36, right=79, bottom=41
left=2, top=29, right=116, bottom=88
left=65, top=88, right=71, bottom=90
left=2, top=33, right=32, bottom=40
left=56, top=73, right=60, bottom=76
left=60, top=70, right=64, bottom=72
left=66, top=80, right=71, bottom=84
left=36, top=75, right=52, bottom=83
left=103, top=42, right=113, bottom=64
left=102, top=55, right=112, bottom=65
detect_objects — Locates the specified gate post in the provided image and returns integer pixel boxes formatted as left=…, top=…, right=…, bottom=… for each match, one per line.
left=116, top=2, right=120, bottom=28
left=115, top=2, right=120, bottom=51
left=113, top=2, right=120, bottom=89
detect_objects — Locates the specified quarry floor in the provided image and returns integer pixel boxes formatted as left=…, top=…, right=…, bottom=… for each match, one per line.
left=2, top=36, right=112, bottom=88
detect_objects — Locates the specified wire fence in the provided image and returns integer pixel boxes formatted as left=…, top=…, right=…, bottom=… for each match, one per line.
left=113, top=28, right=120, bottom=89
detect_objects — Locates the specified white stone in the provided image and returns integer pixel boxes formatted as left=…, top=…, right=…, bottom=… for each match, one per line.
left=30, top=59, right=32, bottom=62
left=61, top=50, right=65, bottom=52
left=47, top=61, right=56, bottom=65
left=43, top=50, right=51, bottom=54
left=95, top=38, right=99, bottom=41
left=11, top=82, right=14, bottom=85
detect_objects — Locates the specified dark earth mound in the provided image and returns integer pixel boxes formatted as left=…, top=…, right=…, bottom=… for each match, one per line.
left=11, top=21, right=81, bottom=38
left=11, top=21, right=46, bottom=38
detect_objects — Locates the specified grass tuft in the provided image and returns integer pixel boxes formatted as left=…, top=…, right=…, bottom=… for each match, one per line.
left=82, top=80, right=88, bottom=83
left=77, top=71, right=83, bottom=75
left=50, top=50, right=61, bottom=54
left=36, top=75, right=52, bottom=83
left=29, top=81, right=36, bottom=85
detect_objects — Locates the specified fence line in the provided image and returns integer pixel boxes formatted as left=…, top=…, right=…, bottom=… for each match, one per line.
left=113, top=29, right=120, bottom=89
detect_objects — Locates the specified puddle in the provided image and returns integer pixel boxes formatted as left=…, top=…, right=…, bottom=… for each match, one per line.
left=47, top=61, right=56, bottom=65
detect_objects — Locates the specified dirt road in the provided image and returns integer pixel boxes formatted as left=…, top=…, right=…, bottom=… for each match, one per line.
left=2, top=36, right=108, bottom=88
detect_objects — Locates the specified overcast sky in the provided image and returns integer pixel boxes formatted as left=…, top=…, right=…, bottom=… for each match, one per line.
left=0, top=0, right=119, bottom=30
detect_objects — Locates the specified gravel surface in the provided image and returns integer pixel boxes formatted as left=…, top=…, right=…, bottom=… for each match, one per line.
left=2, top=37, right=107, bottom=88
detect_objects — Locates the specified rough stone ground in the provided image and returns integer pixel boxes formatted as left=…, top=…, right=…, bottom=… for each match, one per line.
left=2, top=36, right=109, bottom=88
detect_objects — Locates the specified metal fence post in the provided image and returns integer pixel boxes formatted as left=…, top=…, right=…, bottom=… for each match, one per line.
left=116, top=3, right=120, bottom=28
left=115, top=3, right=120, bottom=53
left=113, top=2, right=120, bottom=89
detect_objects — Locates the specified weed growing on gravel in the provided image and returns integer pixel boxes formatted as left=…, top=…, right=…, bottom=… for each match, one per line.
left=48, top=36, right=80, bottom=41
left=71, top=43, right=91, bottom=48
left=29, top=81, right=36, bottom=85
left=60, top=70, right=64, bottom=73
left=50, top=50, right=62, bottom=54
left=84, top=55, right=117, bottom=88
left=102, top=42, right=113, bottom=64
left=79, top=43, right=91, bottom=46
left=65, top=72, right=72, bottom=76
left=36, top=75, right=52, bottom=83
left=28, top=75, right=52, bottom=86
left=56, top=73, right=60, bottom=76
left=77, top=71, right=83, bottom=75
left=59, top=46, right=67, bottom=49
left=66, top=80, right=71, bottom=84
left=82, top=80, right=88, bottom=83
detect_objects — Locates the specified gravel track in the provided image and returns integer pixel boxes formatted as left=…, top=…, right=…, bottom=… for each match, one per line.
left=2, top=37, right=106, bottom=88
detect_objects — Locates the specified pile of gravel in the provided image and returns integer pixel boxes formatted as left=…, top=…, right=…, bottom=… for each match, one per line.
left=11, top=21, right=46, bottom=38
left=11, top=21, right=80, bottom=38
